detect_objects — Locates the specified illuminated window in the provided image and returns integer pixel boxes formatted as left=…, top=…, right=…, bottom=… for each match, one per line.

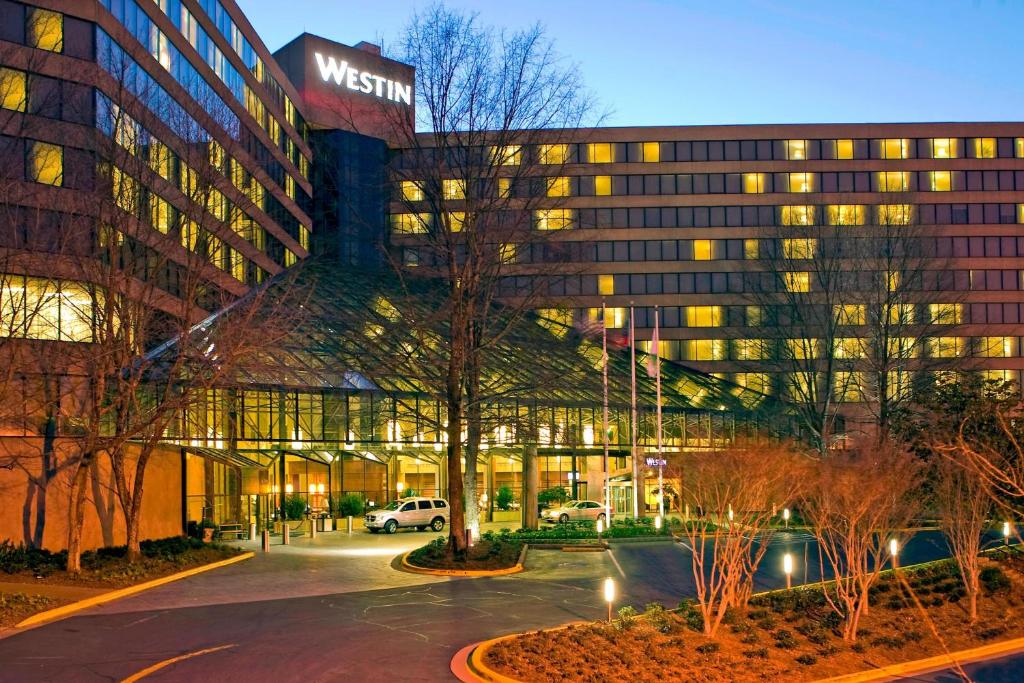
left=877, top=171, right=909, bottom=192
left=497, top=178, right=511, bottom=198
left=931, top=138, right=957, bottom=159
left=835, top=139, right=854, bottom=160
left=827, top=204, right=865, bottom=226
left=588, top=143, right=614, bottom=163
left=285, top=175, right=296, bottom=200
left=977, top=336, right=1016, bottom=358
left=885, top=337, right=917, bottom=359
left=784, top=139, right=806, bottom=160
left=693, top=239, right=712, bottom=260
left=930, top=303, right=962, bottom=325
left=877, top=204, right=913, bottom=226
left=733, top=338, right=767, bottom=360
left=783, top=272, right=810, bottom=292
left=492, top=145, right=521, bottom=166
left=787, top=172, right=814, bottom=193
left=535, top=208, right=574, bottom=230
left=1017, top=138, right=1024, bottom=159
left=782, top=238, right=816, bottom=260
left=687, top=339, right=726, bottom=361
left=746, top=305, right=763, bottom=327
left=598, top=274, right=614, bottom=296
left=28, top=8, right=63, bottom=53
left=686, top=305, right=722, bottom=327
left=1019, top=204, right=1024, bottom=224
left=929, top=337, right=964, bottom=358
left=447, top=212, right=465, bottom=232
left=887, top=302, right=915, bottom=324
left=880, top=138, right=908, bottom=159
left=835, top=304, right=866, bottom=325
left=979, top=369, right=1017, bottom=383
left=442, top=179, right=465, bottom=200
left=392, top=213, right=430, bottom=234
left=834, top=338, right=863, bottom=359
left=930, top=171, right=951, bottom=192
left=588, top=306, right=626, bottom=329
left=401, top=181, right=424, bottom=201
left=28, top=141, right=62, bottom=186
left=546, top=176, right=571, bottom=197
left=500, top=243, right=516, bottom=264
left=0, top=68, right=27, bottom=112
left=973, top=137, right=996, bottom=159
left=834, top=371, right=864, bottom=402
left=298, top=225, right=310, bottom=251
left=780, top=205, right=815, bottom=226
left=742, top=172, right=765, bottom=193
left=735, top=372, right=770, bottom=394
left=539, top=143, right=569, bottom=165
left=594, top=175, right=612, bottom=196
left=886, top=271, right=901, bottom=291
left=641, top=142, right=660, bottom=162
left=786, top=338, right=818, bottom=360
left=150, top=195, right=172, bottom=234
left=743, top=239, right=759, bottom=259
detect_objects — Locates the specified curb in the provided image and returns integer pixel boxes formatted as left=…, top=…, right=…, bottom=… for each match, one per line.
left=15, top=551, right=255, bottom=629
left=400, top=544, right=528, bottom=577
left=814, top=636, right=1024, bottom=682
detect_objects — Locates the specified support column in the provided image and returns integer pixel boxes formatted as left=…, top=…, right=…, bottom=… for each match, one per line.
left=487, top=452, right=494, bottom=523
left=521, top=444, right=539, bottom=530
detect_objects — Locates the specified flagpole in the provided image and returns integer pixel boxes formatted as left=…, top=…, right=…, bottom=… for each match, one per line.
left=655, top=306, right=664, bottom=520
left=602, top=301, right=610, bottom=523
left=629, top=304, right=639, bottom=519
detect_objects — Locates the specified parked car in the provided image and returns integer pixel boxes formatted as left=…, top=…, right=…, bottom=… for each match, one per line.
left=364, top=497, right=449, bottom=534
left=542, top=500, right=611, bottom=524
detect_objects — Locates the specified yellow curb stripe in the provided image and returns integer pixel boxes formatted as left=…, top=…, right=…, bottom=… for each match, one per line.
left=400, top=544, right=528, bottom=578
left=120, top=644, right=236, bottom=682
left=814, top=636, right=1024, bottom=682
left=16, top=552, right=255, bottom=629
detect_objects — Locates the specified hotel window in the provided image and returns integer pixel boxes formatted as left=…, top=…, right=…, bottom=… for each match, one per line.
left=1017, top=138, right=1024, bottom=158
left=588, top=306, right=626, bottom=329
left=827, top=204, right=865, bottom=226
left=299, top=226, right=310, bottom=251
left=746, top=305, right=763, bottom=327
left=442, top=179, right=465, bottom=200
left=594, top=175, right=612, bottom=196
left=401, top=181, right=424, bottom=201
left=930, top=171, right=952, bottom=192
left=500, top=243, right=517, bottom=264
left=834, top=338, right=863, bottom=359
left=392, top=213, right=430, bottom=234
left=539, top=143, right=569, bottom=165
left=877, top=204, right=913, bottom=226
left=835, top=304, right=866, bottom=326
left=877, top=171, right=909, bottom=192
left=972, top=137, right=996, bottom=159
left=687, top=339, right=726, bottom=361
left=980, top=369, right=1017, bottom=383
left=977, top=336, right=1016, bottom=358
left=285, top=175, right=296, bottom=200
left=641, top=142, right=660, bottom=162
left=535, top=208, right=574, bottom=230
left=781, top=205, right=815, bottom=226
left=498, top=178, right=511, bottom=198
left=735, top=372, right=770, bottom=394
left=743, top=239, right=759, bottom=259
left=588, top=143, right=614, bottom=163
left=546, top=176, right=571, bottom=197
left=885, top=271, right=901, bottom=292
left=492, top=145, right=521, bottom=166
left=28, top=141, right=62, bottom=186
left=786, top=338, right=818, bottom=360
left=150, top=195, right=172, bottom=234
left=0, top=68, right=27, bottom=112
left=929, top=337, right=964, bottom=358
left=742, top=173, right=766, bottom=193
left=887, top=302, right=915, bottom=325
left=931, top=138, right=957, bottom=159
left=686, top=305, right=722, bottom=327
left=784, top=272, right=810, bottom=293
left=930, top=303, right=962, bottom=325
left=733, top=338, right=767, bottom=360
left=784, top=139, right=806, bottom=160
left=598, top=274, right=614, bottom=296
left=835, top=139, right=854, bottom=160
left=447, top=212, right=465, bottom=232
left=28, top=8, right=63, bottom=53
left=1018, top=204, right=1024, bottom=224
left=693, top=239, right=712, bottom=261
left=787, top=172, right=814, bottom=193
left=835, top=371, right=864, bottom=402
left=782, top=238, right=816, bottom=260
left=880, top=138, right=908, bottom=159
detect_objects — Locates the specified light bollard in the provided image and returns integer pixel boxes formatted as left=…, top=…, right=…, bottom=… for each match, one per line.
left=603, top=577, right=615, bottom=622
left=310, top=518, right=317, bottom=540
left=783, top=552, right=793, bottom=590
left=889, top=538, right=899, bottom=569
left=654, top=515, right=663, bottom=532
left=249, top=523, right=257, bottom=541
left=783, top=508, right=790, bottom=529
left=1004, top=521, right=1012, bottom=546
left=347, top=515, right=354, bottom=533
left=282, top=523, right=290, bottom=546
left=596, top=517, right=604, bottom=540
left=261, top=529, right=270, bottom=553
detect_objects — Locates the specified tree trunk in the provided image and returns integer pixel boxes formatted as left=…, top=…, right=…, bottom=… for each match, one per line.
left=464, top=350, right=482, bottom=536
left=66, top=459, right=92, bottom=573
left=521, top=444, right=538, bottom=530
left=125, top=496, right=142, bottom=563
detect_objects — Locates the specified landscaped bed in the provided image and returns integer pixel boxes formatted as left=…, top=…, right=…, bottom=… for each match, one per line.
left=0, top=592, right=57, bottom=629
left=494, top=518, right=711, bottom=543
left=481, top=554, right=1024, bottom=682
left=406, top=535, right=524, bottom=571
left=0, top=536, right=244, bottom=589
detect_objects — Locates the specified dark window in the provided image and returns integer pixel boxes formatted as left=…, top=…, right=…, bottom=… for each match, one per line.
left=417, top=500, right=431, bottom=510
left=433, top=500, right=447, bottom=508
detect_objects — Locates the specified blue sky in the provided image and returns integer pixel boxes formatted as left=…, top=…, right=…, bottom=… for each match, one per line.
left=242, top=0, right=1023, bottom=126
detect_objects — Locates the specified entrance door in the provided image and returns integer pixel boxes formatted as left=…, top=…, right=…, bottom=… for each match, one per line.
left=611, top=484, right=632, bottom=515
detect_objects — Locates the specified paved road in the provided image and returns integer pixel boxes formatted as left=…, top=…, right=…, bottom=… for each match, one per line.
left=910, top=653, right=1024, bottom=682
left=0, top=528, right=1004, bottom=682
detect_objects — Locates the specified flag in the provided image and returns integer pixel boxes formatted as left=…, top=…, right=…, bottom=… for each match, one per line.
left=646, top=311, right=660, bottom=378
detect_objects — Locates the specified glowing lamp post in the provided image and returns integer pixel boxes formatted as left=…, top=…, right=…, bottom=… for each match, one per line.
left=783, top=552, right=794, bottom=590
left=783, top=507, right=790, bottom=529
left=889, top=538, right=899, bottom=570
left=655, top=515, right=663, bottom=532
left=596, top=517, right=604, bottom=540
left=396, top=481, right=405, bottom=499
left=603, top=577, right=615, bottom=622
left=1004, top=521, right=1013, bottom=546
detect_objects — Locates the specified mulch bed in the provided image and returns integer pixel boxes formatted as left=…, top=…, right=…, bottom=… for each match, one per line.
left=407, top=537, right=523, bottom=571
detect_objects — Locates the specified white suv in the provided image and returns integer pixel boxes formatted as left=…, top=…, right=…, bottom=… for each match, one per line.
left=364, top=497, right=449, bottom=534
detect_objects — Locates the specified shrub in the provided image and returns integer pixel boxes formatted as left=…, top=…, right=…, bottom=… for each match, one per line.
left=795, top=654, right=818, bottom=666
left=495, top=486, right=515, bottom=511
left=537, top=486, right=569, bottom=507
left=284, top=495, right=307, bottom=520
left=0, top=541, right=65, bottom=575
left=852, top=642, right=867, bottom=653
left=644, top=603, right=673, bottom=633
left=807, top=631, right=829, bottom=645
left=695, top=642, right=720, bottom=654
left=977, top=626, right=1007, bottom=641
left=818, top=611, right=843, bottom=631
left=743, top=647, right=768, bottom=659
left=334, top=494, right=365, bottom=517
left=772, top=629, right=798, bottom=649
left=870, top=635, right=905, bottom=649
left=980, top=566, right=1011, bottom=593
left=677, top=599, right=704, bottom=632
left=616, top=605, right=639, bottom=630
left=740, top=632, right=760, bottom=645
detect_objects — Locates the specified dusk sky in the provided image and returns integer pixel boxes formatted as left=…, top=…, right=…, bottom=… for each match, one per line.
left=242, top=0, right=1024, bottom=127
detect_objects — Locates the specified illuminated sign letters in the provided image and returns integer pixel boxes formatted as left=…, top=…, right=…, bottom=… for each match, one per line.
left=314, top=52, right=412, bottom=105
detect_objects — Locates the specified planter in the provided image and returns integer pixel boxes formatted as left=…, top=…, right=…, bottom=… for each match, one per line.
left=491, top=510, right=519, bottom=523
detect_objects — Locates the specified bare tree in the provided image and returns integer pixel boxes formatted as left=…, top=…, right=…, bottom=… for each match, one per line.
left=677, top=443, right=806, bottom=637
left=801, top=441, right=922, bottom=642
